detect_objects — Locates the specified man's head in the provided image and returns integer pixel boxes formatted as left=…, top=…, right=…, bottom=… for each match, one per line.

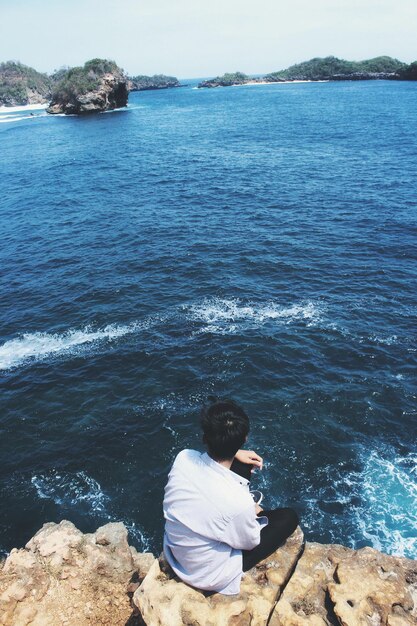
left=200, top=398, right=250, bottom=461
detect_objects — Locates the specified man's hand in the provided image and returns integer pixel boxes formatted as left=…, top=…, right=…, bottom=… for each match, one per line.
left=255, top=504, right=264, bottom=515
left=235, top=449, right=263, bottom=471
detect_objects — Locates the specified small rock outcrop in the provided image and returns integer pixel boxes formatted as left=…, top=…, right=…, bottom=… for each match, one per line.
left=128, top=74, right=181, bottom=91
left=198, top=72, right=251, bottom=88
left=133, top=528, right=304, bottom=626
left=1, top=520, right=416, bottom=626
left=269, top=542, right=352, bottom=625
left=0, top=520, right=154, bottom=626
left=328, top=547, right=417, bottom=626
left=47, top=58, right=128, bottom=115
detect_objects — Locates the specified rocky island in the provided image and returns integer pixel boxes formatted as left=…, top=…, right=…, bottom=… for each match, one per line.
left=47, top=59, right=128, bottom=115
left=0, top=520, right=415, bottom=625
left=128, top=74, right=181, bottom=91
left=198, top=72, right=251, bottom=88
left=264, top=55, right=406, bottom=82
left=198, top=56, right=417, bottom=87
left=0, top=60, right=183, bottom=111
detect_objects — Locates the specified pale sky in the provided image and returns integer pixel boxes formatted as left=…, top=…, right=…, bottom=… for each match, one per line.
left=0, top=0, right=416, bottom=78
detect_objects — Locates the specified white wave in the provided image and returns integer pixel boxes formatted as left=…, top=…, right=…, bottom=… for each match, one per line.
left=302, top=446, right=417, bottom=559
left=368, top=334, right=398, bottom=346
left=0, top=103, right=46, bottom=113
left=0, top=321, right=147, bottom=370
left=185, top=297, right=323, bottom=334
left=31, top=470, right=109, bottom=512
left=0, top=113, right=47, bottom=124
left=123, top=521, right=152, bottom=552
left=102, top=107, right=128, bottom=114
left=356, top=450, right=417, bottom=557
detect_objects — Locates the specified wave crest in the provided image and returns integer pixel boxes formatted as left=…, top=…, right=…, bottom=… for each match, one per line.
left=185, top=297, right=323, bottom=334
left=31, top=470, right=108, bottom=512
left=0, top=321, right=145, bottom=370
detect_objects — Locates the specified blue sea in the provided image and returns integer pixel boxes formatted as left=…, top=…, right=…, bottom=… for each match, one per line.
left=0, top=80, right=416, bottom=560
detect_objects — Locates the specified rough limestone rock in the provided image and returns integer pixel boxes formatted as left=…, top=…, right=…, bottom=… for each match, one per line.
left=328, top=547, right=417, bottom=626
left=133, top=526, right=305, bottom=626
left=269, top=542, right=351, bottom=625
left=1, top=520, right=416, bottom=626
left=270, top=542, right=417, bottom=626
left=47, top=60, right=128, bottom=115
left=0, top=520, right=155, bottom=626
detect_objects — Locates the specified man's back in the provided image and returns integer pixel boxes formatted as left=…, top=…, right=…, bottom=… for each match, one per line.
left=163, top=449, right=261, bottom=594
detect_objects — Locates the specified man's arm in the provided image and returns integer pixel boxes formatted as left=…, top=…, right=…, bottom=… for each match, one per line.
left=235, top=449, right=263, bottom=471
left=221, top=504, right=263, bottom=551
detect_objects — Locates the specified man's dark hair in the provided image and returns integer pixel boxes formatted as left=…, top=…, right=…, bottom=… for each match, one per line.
left=200, top=398, right=250, bottom=460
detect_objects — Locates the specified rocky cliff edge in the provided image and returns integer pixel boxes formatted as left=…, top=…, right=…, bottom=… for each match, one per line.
left=0, top=521, right=415, bottom=626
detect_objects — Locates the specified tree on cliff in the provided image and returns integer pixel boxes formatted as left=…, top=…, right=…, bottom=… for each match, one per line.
left=398, top=61, right=417, bottom=80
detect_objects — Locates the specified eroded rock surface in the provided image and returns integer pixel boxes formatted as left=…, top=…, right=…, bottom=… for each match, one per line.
left=270, top=542, right=417, bottom=626
left=1, top=520, right=416, bottom=626
left=133, top=527, right=305, bottom=626
left=328, top=547, right=417, bottom=626
left=0, top=520, right=154, bottom=626
left=270, top=542, right=352, bottom=625
left=46, top=59, right=128, bottom=115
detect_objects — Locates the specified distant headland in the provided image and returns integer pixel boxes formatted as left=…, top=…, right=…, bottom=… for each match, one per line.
left=0, top=55, right=416, bottom=114
left=198, top=56, right=417, bottom=88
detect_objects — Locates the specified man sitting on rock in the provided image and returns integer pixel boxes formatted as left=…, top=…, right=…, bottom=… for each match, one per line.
left=163, top=398, right=299, bottom=595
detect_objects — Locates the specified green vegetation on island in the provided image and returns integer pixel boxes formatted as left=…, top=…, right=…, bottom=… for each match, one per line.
left=198, top=56, right=417, bottom=88
left=398, top=62, right=417, bottom=80
left=50, top=59, right=121, bottom=102
left=198, top=72, right=249, bottom=88
left=265, top=56, right=406, bottom=81
left=0, top=61, right=52, bottom=106
left=47, top=59, right=128, bottom=115
left=1, top=56, right=416, bottom=106
left=128, top=74, right=180, bottom=91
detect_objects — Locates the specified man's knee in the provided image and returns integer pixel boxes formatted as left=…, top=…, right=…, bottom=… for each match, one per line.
left=283, top=507, right=299, bottom=533
left=267, top=507, right=299, bottom=533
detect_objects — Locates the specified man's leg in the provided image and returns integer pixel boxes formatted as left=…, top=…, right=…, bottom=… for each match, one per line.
left=242, top=508, right=299, bottom=571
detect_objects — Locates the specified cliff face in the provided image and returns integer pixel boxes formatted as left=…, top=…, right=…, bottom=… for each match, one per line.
left=0, top=62, right=52, bottom=107
left=1, top=521, right=416, bottom=626
left=47, top=59, right=128, bottom=115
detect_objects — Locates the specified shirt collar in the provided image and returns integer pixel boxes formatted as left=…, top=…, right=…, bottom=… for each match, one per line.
left=201, top=452, right=249, bottom=487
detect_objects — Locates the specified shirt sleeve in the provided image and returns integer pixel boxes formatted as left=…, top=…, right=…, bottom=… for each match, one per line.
left=221, top=505, right=265, bottom=550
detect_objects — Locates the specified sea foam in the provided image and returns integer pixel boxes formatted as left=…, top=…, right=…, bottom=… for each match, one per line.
left=31, top=470, right=108, bottom=512
left=0, top=299, right=323, bottom=370
left=0, top=112, right=47, bottom=124
left=0, top=321, right=146, bottom=370
left=302, top=446, right=417, bottom=559
left=185, top=297, right=323, bottom=334
left=31, top=470, right=152, bottom=551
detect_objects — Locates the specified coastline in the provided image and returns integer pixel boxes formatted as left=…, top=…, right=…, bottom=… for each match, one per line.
left=237, top=79, right=329, bottom=86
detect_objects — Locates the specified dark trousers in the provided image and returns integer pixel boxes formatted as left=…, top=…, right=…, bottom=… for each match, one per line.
left=230, top=459, right=299, bottom=571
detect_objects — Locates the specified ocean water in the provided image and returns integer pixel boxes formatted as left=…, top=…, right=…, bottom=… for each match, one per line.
left=0, top=80, right=416, bottom=559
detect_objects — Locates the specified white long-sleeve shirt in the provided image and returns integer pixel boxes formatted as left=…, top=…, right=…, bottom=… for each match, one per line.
left=163, top=449, right=268, bottom=595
